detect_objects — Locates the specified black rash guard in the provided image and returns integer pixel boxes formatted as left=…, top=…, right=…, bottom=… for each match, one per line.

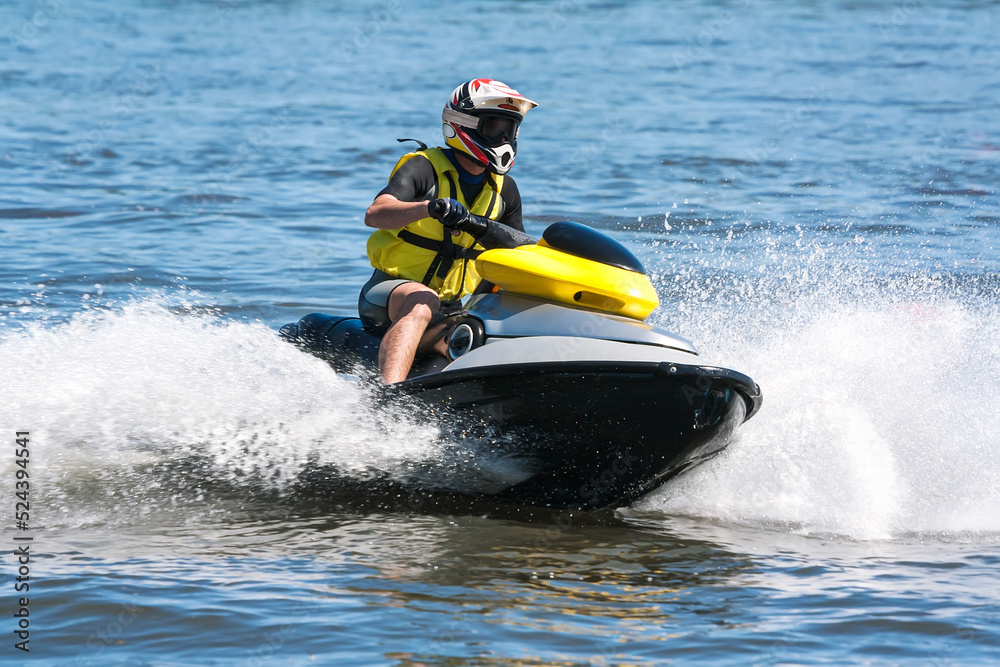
left=376, top=151, right=525, bottom=233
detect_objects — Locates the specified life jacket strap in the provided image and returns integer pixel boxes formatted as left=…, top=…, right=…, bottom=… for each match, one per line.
left=396, top=229, right=483, bottom=286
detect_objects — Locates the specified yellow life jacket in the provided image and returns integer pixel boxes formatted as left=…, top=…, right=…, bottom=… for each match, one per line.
left=366, top=147, right=505, bottom=301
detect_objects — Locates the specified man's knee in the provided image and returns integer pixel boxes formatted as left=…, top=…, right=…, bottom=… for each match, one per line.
left=388, top=285, right=440, bottom=323
left=405, top=297, right=437, bottom=325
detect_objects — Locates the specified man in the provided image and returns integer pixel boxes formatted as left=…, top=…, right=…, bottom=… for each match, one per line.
left=361, top=79, right=537, bottom=383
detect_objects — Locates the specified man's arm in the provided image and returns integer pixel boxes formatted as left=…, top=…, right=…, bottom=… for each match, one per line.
left=364, top=194, right=430, bottom=231
left=428, top=198, right=536, bottom=249
left=365, top=155, right=438, bottom=230
left=497, top=177, right=524, bottom=232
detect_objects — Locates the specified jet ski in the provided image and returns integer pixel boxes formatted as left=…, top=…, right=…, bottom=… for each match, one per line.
left=279, top=221, right=762, bottom=511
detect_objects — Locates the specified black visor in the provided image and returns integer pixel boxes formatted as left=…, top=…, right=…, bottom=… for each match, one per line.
left=477, top=114, right=520, bottom=145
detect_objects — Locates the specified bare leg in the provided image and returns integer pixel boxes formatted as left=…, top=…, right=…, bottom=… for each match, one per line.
left=379, top=282, right=440, bottom=384
left=420, top=321, right=452, bottom=358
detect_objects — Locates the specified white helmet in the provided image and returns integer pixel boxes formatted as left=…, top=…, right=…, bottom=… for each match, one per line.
left=442, top=79, right=538, bottom=175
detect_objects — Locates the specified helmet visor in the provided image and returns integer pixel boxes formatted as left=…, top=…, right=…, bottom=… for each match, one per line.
left=477, top=114, right=520, bottom=146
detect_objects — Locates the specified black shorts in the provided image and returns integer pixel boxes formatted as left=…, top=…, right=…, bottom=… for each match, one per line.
left=358, top=270, right=410, bottom=335
left=357, top=270, right=463, bottom=336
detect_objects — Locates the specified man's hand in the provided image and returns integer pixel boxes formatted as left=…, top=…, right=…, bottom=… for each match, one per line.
left=427, top=198, right=470, bottom=229
left=427, top=198, right=488, bottom=238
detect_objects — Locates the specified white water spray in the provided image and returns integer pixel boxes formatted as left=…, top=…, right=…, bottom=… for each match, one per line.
left=643, top=241, right=1000, bottom=539
left=0, top=301, right=537, bottom=529
left=2, top=252, right=998, bottom=540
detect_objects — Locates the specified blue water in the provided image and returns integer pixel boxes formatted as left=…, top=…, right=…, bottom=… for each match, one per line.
left=2, top=0, right=1000, bottom=664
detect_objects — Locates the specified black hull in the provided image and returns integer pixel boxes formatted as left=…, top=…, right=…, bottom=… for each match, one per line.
left=392, top=361, right=754, bottom=510
left=281, top=314, right=761, bottom=511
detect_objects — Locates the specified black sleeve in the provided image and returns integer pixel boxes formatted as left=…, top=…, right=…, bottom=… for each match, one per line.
left=476, top=219, right=536, bottom=249
left=376, top=155, right=437, bottom=202
left=377, top=156, right=530, bottom=249
left=497, top=176, right=524, bottom=232
left=474, top=175, right=534, bottom=248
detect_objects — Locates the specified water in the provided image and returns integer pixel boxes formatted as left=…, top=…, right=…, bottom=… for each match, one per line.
left=2, top=0, right=999, bottom=664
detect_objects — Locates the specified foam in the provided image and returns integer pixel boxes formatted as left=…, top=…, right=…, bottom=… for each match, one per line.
left=640, top=240, right=1000, bottom=539
left=2, top=247, right=998, bottom=539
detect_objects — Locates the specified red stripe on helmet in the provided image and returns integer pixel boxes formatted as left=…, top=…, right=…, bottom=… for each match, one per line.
left=454, top=127, right=489, bottom=164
